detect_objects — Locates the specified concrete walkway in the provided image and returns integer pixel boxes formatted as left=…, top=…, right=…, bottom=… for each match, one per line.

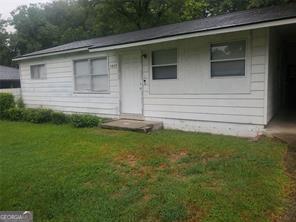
left=265, top=110, right=296, bottom=222
left=265, top=110, right=296, bottom=145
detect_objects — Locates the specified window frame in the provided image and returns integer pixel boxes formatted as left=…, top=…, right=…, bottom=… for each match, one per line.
left=73, top=57, right=110, bottom=94
left=210, top=40, right=247, bottom=78
left=151, top=48, right=178, bottom=80
left=30, top=64, right=46, bottom=80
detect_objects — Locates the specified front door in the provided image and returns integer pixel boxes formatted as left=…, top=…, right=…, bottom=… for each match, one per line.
left=121, top=51, right=143, bottom=115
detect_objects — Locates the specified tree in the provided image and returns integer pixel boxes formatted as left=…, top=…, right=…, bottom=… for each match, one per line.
left=0, top=15, right=16, bottom=66
left=1, top=0, right=292, bottom=66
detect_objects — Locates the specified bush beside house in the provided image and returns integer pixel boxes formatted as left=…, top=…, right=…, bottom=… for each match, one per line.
left=0, top=93, right=103, bottom=128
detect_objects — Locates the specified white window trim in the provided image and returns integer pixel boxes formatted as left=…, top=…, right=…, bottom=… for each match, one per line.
left=30, top=64, right=46, bottom=80
left=151, top=48, right=178, bottom=80
left=73, top=56, right=110, bottom=94
left=209, top=40, right=247, bottom=78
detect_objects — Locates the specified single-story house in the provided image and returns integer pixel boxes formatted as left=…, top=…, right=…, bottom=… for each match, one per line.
left=13, top=4, right=296, bottom=137
left=0, top=65, right=20, bottom=89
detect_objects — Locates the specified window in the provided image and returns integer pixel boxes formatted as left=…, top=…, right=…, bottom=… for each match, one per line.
left=210, top=41, right=246, bottom=77
left=152, top=48, right=177, bottom=80
left=30, top=64, right=46, bottom=79
left=74, top=58, right=109, bottom=92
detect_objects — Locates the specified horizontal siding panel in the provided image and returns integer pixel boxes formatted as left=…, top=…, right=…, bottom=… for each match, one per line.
left=25, top=100, right=118, bottom=109
left=21, top=82, right=73, bottom=88
left=26, top=104, right=118, bottom=115
left=145, top=90, right=265, bottom=99
left=23, top=96, right=119, bottom=104
left=252, top=37, right=266, bottom=47
left=252, top=64, right=265, bottom=73
left=144, top=111, right=264, bottom=124
left=22, top=75, right=73, bottom=81
left=144, top=104, right=264, bottom=116
left=251, top=73, right=265, bottom=82
left=252, top=46, right=266, bottom=56
left=144, top=98, right=264, bottom=107
left=251, top=82, right=265, bottom=91
left=22, top=91, right=119, bottom=98
left=252, top=56, right=265, bottom=65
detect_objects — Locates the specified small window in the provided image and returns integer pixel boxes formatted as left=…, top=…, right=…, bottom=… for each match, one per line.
left=30, top=64, right=46, bottom=79
left=152, top=49, right=177, bottom=80
left=74, top=57, right=109, bottom=92
left=210, top=41, right=246, bottom=77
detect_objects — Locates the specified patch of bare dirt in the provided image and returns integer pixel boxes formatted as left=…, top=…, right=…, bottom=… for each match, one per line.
left=186, top=203, right=206, bottom=222
left=114, top=152, right=141, bottom=168
left=169, top=149, right=188, bottom=163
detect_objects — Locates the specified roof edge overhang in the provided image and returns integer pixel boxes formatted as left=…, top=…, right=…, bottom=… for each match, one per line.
left=13, top=17, right=296, bottom=62
left=13, top=47, right=89, bottom=62
left=89, top=17, right=296, bottom=52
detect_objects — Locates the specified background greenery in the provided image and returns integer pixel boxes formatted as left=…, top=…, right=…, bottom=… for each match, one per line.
left=0, top=0, right=291, bottom=67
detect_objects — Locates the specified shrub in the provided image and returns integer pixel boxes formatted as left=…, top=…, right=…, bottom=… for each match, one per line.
left=0, top=93, right=15, bottom=118
left=70, top=114, right=102, bottom=128
left=16, top=97, right=25, bottom=108
left=24, top=108, right=53, bottom=123
left=4, top=107, right=25, bottom=121
left=51, top=112, right=69, bottom=124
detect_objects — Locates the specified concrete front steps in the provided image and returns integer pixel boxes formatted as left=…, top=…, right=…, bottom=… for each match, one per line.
left=101, top=119, right=163, bottom=133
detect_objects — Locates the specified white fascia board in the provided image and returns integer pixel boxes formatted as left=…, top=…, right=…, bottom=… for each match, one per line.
left=12, top=47, right=89, bottom=61
left=90, top=18, right=296, bottom=52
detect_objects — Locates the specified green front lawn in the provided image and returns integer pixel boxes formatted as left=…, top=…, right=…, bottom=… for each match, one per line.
left=0, top=121, right=290, bottom=221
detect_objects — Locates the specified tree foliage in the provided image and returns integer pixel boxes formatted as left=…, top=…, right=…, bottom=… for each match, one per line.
left=0, top=0, right=292, bottom=66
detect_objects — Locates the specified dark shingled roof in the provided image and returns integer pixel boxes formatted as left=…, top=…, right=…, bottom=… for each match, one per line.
left=17, top=3, right=296, bottom=59
left=0, top=65, right=19, bottom=80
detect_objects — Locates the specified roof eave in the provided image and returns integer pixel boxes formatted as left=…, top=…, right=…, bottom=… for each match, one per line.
left=12, top=47, right=89, bottom=62
left=14, top=17, right=296, bottom=62
left=89, top=17, right=296, bottom=52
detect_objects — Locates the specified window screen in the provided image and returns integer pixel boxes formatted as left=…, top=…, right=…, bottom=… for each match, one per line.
left=210, top=41, right=246, bottom=77
left=152, top=49, right=177, bottom=80
left=30, top=64, right=46, bottom=79
left=74, top=57, right=109, bottom=92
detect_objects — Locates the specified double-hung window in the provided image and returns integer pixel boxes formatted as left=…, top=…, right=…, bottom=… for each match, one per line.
left=210, top=40, right=246, bottom=77
left=74, top=57, right=109, bottom=92
left=152, top=48, right=177, bottom=80
left=31, top=64, right=46, bottom=79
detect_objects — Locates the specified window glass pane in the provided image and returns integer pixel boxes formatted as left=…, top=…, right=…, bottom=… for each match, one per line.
left=211, top=41, right=246, bottom=60
left=211, top=60, right=245, bottom=77
left=92, top=58, right=107, bottom=75
left=75, top=76, right=91, bottom=91
left=39, top=65, right=46, bottom=79
left=75, top=60, right=89, bottom=76
left=31, top=65, right=45, bottom=79
left=92, top=75, right=109, bottom=91
left=152, top=65, right=177, bottom=80
left=31, top=66, right=39, bottom=79
left=152, top=49, right=177, bottom=65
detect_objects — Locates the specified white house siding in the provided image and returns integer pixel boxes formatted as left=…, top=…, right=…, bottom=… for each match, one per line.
left=19, top=52, right=120, bottom=118
left=142, top=29, right=268, bottom=137
left=19, top=28, right=269, bottom=137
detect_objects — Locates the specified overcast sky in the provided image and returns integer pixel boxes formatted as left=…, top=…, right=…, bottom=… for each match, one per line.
left=1, top=0, right=53, bottom=32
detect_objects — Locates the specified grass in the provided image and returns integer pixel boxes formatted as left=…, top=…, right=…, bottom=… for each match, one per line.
left=0, top=120, right=290, bottom=222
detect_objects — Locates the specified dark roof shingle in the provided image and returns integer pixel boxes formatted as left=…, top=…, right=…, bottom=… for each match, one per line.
left=17, top=3, right=296, bottom=59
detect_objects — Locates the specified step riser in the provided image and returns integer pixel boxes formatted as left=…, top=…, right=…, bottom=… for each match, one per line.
left=101, top=119, right=163, bottom=133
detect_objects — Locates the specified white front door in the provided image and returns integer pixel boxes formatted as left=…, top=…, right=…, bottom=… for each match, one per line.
left=121, top=51, right=143, bottom=115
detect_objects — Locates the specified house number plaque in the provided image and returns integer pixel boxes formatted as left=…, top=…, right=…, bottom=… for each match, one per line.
left=109, top=63, right=118, bottom=69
